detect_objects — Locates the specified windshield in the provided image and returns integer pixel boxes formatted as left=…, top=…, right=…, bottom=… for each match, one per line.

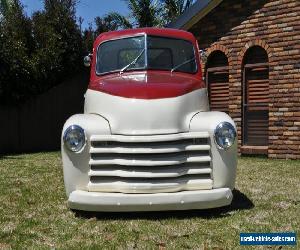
left=96, top=35, right=197, bottom=75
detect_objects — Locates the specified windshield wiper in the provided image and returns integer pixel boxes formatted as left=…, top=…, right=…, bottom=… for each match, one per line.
left=119, top=48, right=145, bottom=74
left=171, top=57, right=195, bottom=73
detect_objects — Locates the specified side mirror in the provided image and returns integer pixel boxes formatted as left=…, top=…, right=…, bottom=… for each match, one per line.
left=84, top=54, right=92, bottom=67
left=199, top=49, right=207, bottom=64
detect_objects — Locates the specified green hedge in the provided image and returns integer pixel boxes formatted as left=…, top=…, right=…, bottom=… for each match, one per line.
left=0, top=0, right=84, bottom=105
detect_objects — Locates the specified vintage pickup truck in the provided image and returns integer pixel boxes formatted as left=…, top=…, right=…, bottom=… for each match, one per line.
left=62, top=28, right=237, bottom=212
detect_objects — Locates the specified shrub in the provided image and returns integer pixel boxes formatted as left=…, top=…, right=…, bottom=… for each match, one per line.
left=0, top=0, right=83, bottom=105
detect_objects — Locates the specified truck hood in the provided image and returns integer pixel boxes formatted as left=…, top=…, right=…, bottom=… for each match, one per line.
left=88, top=71, right=205, bottom=99
left=85, top=89, right=209, bottom=136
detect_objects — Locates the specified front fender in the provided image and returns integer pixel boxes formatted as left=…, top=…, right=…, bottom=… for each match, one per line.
left=189, top=112, right=237, bottom=189
left=61, top=114, right=111, bottom=197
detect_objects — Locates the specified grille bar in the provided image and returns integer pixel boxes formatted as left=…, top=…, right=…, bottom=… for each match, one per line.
left=88, top=176, right=213, bottom=193
left=89, top=165, right=212, bottom=178
left=89, top=155, right=211, bottom=167
left=90, top=132, right=209, bottom=143
left=90, top=144, right=210, bottom=154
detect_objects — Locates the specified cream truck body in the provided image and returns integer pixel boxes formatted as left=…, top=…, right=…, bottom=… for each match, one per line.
left=61, top=28, right=237, bottom=212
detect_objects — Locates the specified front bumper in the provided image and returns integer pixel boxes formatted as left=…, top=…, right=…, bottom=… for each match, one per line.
left=68, top=188, right=233, bottom=212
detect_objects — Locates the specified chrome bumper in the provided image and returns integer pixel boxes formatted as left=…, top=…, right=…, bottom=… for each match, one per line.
left=68, top=188, right=233, bottom=212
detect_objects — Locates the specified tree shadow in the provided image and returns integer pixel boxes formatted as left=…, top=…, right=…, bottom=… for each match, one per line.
left=0, top=154, right=21, bottom=160
left=73, top=189, right=254, bottom=221
left=0, top=150, right=60, bottom=160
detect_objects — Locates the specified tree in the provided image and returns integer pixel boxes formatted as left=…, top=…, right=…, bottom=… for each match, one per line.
left=31, top=0, right=83, bottom=90
left=82, top=23, right=96, bottom=54
left=124, top=0, right=162, bottom=27
left=94, top=0, right=163, bottom=30
left=95, top=12, right=132, bottom=34
left=93, top=0, right=194, bottom=31
left=0, top=0, right=84, bottom=104
left=163, top=0, right=195, bottom=23
left=0, top=0, right=10, bottom=18
left=0, top=0, right=35, bottom=103
left=84, top=12, right=133, bottom=53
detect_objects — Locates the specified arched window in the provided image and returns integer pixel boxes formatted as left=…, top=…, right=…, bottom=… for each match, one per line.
left=242, top=46, right=269, bottom=146
left=206, top=51, right=229, bottom=113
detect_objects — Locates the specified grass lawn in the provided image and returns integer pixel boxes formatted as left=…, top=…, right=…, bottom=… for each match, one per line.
left=0, top=152, right=299, bottom=249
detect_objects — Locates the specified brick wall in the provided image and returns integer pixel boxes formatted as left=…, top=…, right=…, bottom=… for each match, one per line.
left=189, top=0, right=300, bottom=159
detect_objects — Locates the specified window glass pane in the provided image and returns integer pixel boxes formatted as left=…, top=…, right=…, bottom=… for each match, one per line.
left=119, top=49, right=145, bottom=69
left=147, top=36, right=197, bottom=73
left=96, top=36, right=145, bottom=74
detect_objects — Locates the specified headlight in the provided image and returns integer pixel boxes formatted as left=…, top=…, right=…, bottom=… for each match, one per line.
left=214, top=122, right=236, bottom=150
left=63, top=125, right=86, bottom=152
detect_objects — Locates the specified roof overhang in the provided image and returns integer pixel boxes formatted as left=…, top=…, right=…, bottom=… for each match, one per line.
left=168, top=0, right=223, bottom=30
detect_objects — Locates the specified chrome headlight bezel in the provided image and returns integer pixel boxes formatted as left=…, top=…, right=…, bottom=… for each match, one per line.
left=214, top=122, right=237, bottom=150
left=63, top=125, right=86, bottom=152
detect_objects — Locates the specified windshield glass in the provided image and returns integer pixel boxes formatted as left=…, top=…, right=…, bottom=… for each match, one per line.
left=96, top=36, right=145, bottom=74
left=147, top=36, right=196, bottom=73
left=96, top=35, right=197, bottom=75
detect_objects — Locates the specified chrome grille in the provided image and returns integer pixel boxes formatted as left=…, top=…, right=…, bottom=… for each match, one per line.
left=88, top=132, right=212, bottom=193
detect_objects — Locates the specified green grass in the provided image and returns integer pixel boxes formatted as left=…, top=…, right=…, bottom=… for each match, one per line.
left=0, top=152, right=299, bottom=249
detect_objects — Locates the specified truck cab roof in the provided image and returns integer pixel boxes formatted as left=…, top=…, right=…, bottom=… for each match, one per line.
left=94, top=28, right=197, bottom=46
